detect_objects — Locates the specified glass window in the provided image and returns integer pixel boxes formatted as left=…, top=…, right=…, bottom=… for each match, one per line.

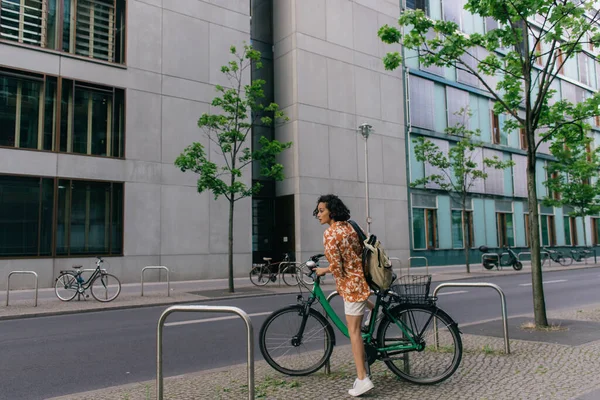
left=0, top=175, right=54, bottom=256
left=497, top=212, right=515, bottom=247
left=414, top=207, right=438, bottom=249
left=564, top=216, right=572, bottom=246
left=592, top=218, right=600, bottom=246
left=452, top=210, right=473, bottom=249
left=413, top=208, right=426, bottom=249
left=0, top=0, right=124, bottom=63
left=407, top=0, right=428, bottom=14
left=62, top=0, right=126, bottom=63
left=60, top=80, right=125, bottom=157
left=409, top=76, right=435, bottom=131
left=56, top=179, right=123, bottom=256
left=540, top=214, right=556, bottom=246
left=0, top=69, right=57, bottom=151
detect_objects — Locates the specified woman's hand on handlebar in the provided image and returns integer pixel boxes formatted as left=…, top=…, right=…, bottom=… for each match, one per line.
left=314, top=267, right=329, bottom=277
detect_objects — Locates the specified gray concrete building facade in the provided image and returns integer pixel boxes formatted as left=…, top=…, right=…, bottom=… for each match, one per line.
left=0, top=0, right=411, bottom=289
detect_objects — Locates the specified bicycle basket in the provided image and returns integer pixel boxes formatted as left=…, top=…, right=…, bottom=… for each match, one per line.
left=389, top=275, right=433, bottom=304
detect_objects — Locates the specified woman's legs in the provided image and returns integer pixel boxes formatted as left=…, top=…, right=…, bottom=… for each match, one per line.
left=346, top=314, right=367, bottom=379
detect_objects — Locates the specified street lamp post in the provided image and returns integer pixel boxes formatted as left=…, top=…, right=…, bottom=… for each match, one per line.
left=358, top=123, right=373, bottom=234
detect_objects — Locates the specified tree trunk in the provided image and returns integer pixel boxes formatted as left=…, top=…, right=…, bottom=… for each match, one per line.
left=582, top=216, right=588, bottom=247
left=527, top=154, right=548, bottom=327
left=228, top=198, right=235, bottom=293
left=463, top=204, right=470, bottom=273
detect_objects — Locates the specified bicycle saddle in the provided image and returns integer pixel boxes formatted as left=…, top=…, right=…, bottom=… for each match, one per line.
left=263, top=257, right=272, bottom=262
left=72, top=265, right=83, bottom=269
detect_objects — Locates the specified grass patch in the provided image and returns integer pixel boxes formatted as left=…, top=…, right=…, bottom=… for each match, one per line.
left=254, top=376, right=302, bottom=398
left=520, top=321, right=568, bottom=332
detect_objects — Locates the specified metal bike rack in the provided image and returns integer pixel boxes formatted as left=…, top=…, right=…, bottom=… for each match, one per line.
left=157, top=305, right=254, bottom=400
left=433, top=282, right=510, bottom=354
left=407, top=256, right=428, bottom=275
left=141, top=266, right=170, bottom=297
left=389, top=257, right=403, bottom=276
left=517, top=251, right=550, bottom=267
left=6, top=271, right=38, bottom=307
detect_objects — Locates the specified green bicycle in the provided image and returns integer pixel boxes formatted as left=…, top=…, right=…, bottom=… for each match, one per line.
left=259, top=254, right=463, bottom=384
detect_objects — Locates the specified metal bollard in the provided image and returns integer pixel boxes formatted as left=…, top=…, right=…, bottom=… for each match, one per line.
left=157, top=305, right=254, bottom=399
left=433, top=282, right=510, bottom=354
left=142, top=266, right=170, bottom=297
left=6, top=271, right=38, bottom=307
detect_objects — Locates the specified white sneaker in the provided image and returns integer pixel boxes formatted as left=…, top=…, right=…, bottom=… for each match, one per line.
left=348, top=377, right=374, bottom=397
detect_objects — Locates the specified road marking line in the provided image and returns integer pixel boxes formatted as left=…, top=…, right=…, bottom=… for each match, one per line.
left=165, top=311, right=273, bottom=327
left=437, top=290, right=469, bottom=296
left=519, top=279, right=567, bottom=287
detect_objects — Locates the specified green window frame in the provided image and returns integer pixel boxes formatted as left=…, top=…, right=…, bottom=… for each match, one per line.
left=540, top=214, right=556, bottom=246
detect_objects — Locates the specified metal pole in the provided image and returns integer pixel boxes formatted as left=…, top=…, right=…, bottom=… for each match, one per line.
left=157, top=305, right=254, bottom=400
left=433, top=282, right=510, bottom=354
left=359, top=123, right=372, bottom=233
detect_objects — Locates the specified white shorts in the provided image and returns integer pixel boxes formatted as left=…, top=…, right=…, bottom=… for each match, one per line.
left=344, top=300, right=367, bottom=316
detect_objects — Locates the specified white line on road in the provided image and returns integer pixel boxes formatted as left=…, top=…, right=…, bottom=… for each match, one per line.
left=165, top=311, right=273, bottom=327
left=519, top=279, right=568, bottom=287
left=437, top=290, right=469, bottom=296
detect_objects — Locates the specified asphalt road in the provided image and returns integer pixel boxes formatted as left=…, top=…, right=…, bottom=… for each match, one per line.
left=1, top=268, right=600, bottom=400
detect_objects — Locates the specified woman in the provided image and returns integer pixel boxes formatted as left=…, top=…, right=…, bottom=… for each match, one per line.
left=313, top=194, right=374, bottom=397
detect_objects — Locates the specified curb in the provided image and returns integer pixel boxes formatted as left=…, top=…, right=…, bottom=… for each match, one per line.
left=0, top=290, right=293, bottom=322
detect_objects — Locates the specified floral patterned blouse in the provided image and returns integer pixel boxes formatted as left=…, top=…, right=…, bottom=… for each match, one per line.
left=323, top=221, right=370, bottom=303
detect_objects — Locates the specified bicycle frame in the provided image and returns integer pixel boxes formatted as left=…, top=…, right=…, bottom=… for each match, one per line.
left=75, top=263, right=105, bottom=289
left=303, top=276, right=422, bottom=353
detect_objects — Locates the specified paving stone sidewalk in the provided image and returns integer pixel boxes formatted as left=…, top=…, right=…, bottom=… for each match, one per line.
left=48, top=303, right=600, bottom=400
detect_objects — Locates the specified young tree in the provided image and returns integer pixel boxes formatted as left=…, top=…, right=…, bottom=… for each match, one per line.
left=412, top=109, right=514, bottom=273
left=175, top=44, right=291, bottom=293
left=378, top=1, right=600, bottom=326
left=544, top=134, right=600, bottom=246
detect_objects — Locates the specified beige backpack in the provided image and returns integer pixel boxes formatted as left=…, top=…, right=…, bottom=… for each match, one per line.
left=348, top=220, right=393, bottom=291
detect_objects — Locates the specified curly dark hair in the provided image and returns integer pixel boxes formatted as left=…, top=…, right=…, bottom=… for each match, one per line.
left=313, top=194, right=351, bottom=222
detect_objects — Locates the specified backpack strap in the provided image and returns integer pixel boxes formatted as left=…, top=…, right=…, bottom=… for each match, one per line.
left=348, top=220, right=367, bottom=242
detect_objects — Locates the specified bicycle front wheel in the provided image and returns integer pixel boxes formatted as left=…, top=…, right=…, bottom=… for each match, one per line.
left=377, top=304, right=462, bottom=385
left=281, top=264, right=300, bottom=286
left=90, top=273, right=121, bottom=302
left=55, top=273, right=79, bottom=301
left=259, top=305, right=334, bottom=376
left=249, top=265, right=270, bottom=286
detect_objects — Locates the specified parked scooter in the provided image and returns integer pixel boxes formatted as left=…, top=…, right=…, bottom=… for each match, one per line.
left=479, top=245, right=523, bottom=271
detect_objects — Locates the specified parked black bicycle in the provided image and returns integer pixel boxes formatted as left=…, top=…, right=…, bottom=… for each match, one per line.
left=54, top=257, right=121, bottom=302
left=541, top=247, right=573, bottom=266
left=479, top=245, right=523, bottom=271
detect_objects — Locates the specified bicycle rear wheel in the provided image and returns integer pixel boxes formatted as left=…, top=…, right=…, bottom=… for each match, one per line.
left=259, top=305, right=334, bottom=376
left=281, top=264, right=300, bottom=286
left=557, top=254, right=573, bottom=266
left=55, top=273, right=79, bottom=301
left=249, top=265, right=270, bottom=286
left=90, top=273, right=121, bottom=302
left=377, top=304, right=462, bottom=385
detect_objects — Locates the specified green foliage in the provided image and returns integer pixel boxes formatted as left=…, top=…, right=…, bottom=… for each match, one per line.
left=412, top=109, right=514, bottom=199
left=378, top=1, right=600, bottom=147
left=175, top=43, right=292, bottom=203
left=544, top=134, right=600, bottom=220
